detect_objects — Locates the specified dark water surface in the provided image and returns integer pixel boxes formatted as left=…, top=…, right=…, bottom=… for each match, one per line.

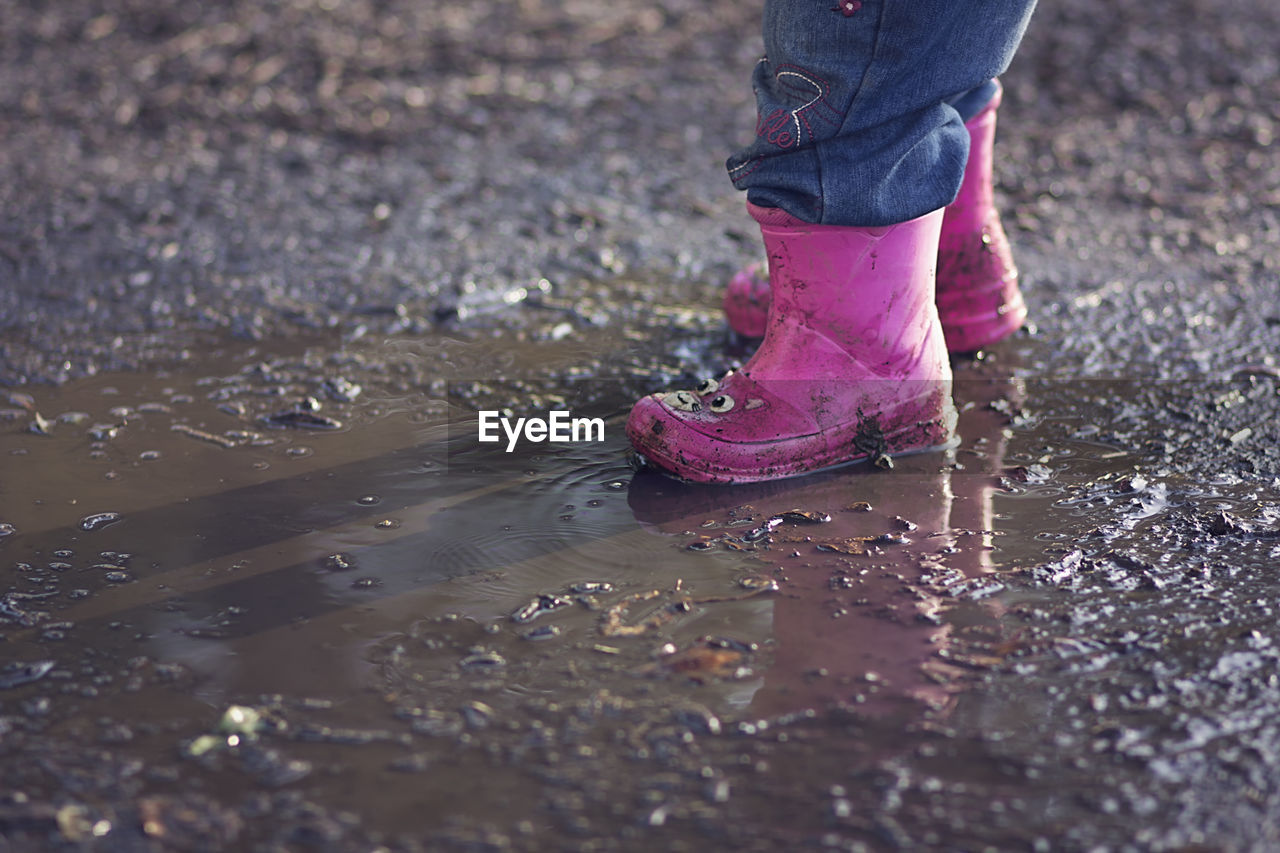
left=3, top=333, right=1279, bottom=850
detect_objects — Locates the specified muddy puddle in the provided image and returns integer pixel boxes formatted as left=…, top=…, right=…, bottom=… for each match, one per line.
left=3, top=330, right=1279, bottom=850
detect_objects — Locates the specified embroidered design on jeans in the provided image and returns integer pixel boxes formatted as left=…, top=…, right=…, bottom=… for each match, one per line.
left=727, top=154, right=763, bottom=185
left=754, top=64, right=839, bottom=150
left=834, top=0, right=862, bottom=15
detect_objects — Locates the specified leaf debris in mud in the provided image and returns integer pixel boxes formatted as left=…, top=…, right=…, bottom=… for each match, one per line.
left=1006, top=463, right=1052, bottom=484
left=461, top=700, right=494, bottom=728
left=171, top=423, right=240, bottom=448
left=321, top=553, right=356, bottom=572
left=743, top=516, right=783, bottom=542
left=815, top=538, right=872, bottom=555
left=600, top=589, right=671, bottom=637
left=322, top=377, right=362, bottom=402
left=459, top=650, right=506, bottom=670
left=0, top=660, right=56, bottom=689
left=260, top=410, right=343, bottom=430
left=935, top=647, right=1005, bottom=670
left=79, top=512, right=121, bottom=531
left=777, top=509, right=832, bottom=524
left=647, top=641, right=751, bottom=683
left=736, top=575, right=778, bottom=592
left=569, top=581, right=614, bottom=594
left=510, top=593, right=572, bottom=623
left=522, top=624, right=561, bottom=640
left=88, top=423, right=120, bottom=441
left=27, top=412, right=54, bottom=435
left=0, top=591, right=53, bottom=626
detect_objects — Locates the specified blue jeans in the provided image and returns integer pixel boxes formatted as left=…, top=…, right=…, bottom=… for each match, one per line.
left=728, top=0, right=1037, bottom=226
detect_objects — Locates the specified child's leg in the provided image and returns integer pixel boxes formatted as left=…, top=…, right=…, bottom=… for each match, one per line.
left=627, top=0, right=1037, bottom=484
left=723, top=81, right=1027, bottom=351
left=728, top=0, right=1037, bottom=227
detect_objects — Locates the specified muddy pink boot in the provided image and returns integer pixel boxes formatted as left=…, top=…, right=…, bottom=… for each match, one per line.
left=627, top=203, right=956, bottom=484
left=934, top=83, right=1026, bottom=351
left=722, top=84, right=1025, bottom=351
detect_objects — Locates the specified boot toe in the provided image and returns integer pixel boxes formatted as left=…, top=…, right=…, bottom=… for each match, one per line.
left=625, top=393, right=708, bottom=481
left=624, top=381, right=843, bottom=484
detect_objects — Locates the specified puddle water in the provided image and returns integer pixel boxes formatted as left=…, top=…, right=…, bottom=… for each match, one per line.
left=3, top=333, right=1279, bottom=848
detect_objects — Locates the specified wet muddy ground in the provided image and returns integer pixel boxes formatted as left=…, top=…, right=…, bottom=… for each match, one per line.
left=3, top=333, right=1280, bottom=851
left=4, top=0, right=1280, bottom=850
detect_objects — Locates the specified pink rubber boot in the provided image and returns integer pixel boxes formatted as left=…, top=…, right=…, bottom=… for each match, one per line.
left=627, top=203, right=956, bottom=484
left=934, top=83, right=1026, bottom=351
left=722, top=84, right=1025, bottom=351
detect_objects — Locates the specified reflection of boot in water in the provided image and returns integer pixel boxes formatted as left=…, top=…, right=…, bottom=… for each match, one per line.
left=905, top=363, right=1023, bottom=709
left=754, top=460, right=958, bottom=718
left=628, top=454, right=958, bottom=718
left=626, top=366, right=1019, bottom=719
left=943, top=356, right=1027, bottom=578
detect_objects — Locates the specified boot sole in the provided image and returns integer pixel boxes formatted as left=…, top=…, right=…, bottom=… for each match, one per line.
left=630, top=406, right=958, bottom=486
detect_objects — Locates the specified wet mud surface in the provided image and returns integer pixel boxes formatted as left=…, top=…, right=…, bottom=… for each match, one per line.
left=3, top=333, right=1280, bottom=850
left=5, top=0, right=1280, bottom=849
left=5, top=0, right=1277, bottom=386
